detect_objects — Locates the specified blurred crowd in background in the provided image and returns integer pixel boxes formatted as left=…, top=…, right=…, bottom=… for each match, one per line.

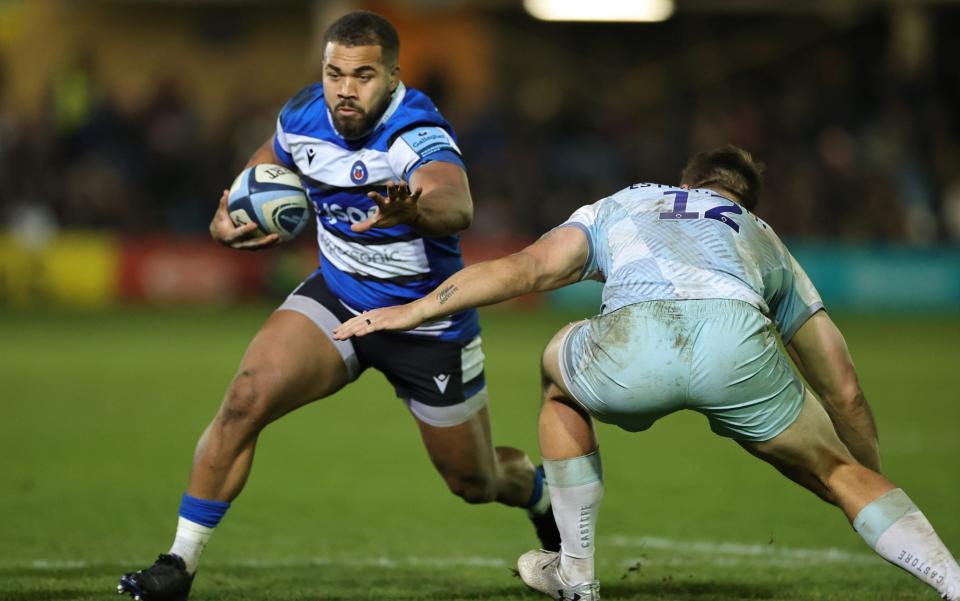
left=1, top=1, right=959, bottom=244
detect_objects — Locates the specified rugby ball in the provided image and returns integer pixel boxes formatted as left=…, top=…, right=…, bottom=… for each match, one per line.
left=227, top=164, right=310, bottom=242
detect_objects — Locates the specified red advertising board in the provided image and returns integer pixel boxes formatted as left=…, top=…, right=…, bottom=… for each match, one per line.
left=117, top=235, right=268, bottom=303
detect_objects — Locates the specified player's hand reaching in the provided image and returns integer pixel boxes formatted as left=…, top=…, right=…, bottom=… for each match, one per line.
left=333, top=303, right=427, bottom=339
left=352, top=180, right=423, bottom=233
left=209, top=189, right=280, bottom=250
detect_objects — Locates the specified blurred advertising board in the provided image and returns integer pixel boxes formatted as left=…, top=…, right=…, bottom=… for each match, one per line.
left=0, top=232, right=295, bottom=307
left=2, top=232, right=957, bottom=312
left=117, top=235, right=267, bottom=304
left=0, top=232, right=119, bottom=307
left=788, top=245, right=960, bottom=311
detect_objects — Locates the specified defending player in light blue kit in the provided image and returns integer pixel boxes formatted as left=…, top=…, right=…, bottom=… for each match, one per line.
left=335, top=146, right=960, bottom=601
left=117, top=11, right=557, bottom=601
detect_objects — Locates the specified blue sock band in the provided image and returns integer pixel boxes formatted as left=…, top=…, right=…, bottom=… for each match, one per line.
left=178, top=493, right=231, bottom=528
left=525, top=465, right=545, bottom=508
left=853, top=488, right=917, bottom=549
left=542, top=450, right=602, bottom=488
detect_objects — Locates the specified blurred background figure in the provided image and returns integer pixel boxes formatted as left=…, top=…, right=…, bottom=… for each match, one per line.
left=0, top=0, right=957, bottom=309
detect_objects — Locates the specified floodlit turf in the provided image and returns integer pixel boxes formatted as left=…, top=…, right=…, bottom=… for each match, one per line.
left=1, top=305, right=958, bottom=600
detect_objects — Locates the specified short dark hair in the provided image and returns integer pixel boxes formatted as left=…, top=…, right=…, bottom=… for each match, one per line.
left=321, top=11, right=399, bottom=66
left=680, top=145, right=764, bottom=211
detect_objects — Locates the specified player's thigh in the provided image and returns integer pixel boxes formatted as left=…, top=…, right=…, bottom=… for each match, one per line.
left=741, top=389, right=854, bottom=482
left=416, top=404, right=497, bottom=480
left=542, top=321, right=582, bottom=399
left=378, top=334, right=497, bottom=478
left=229, top=309, right=349, bottom=423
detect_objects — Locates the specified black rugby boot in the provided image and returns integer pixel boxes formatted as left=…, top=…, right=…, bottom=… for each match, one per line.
left=117, top=553, right=193, bottom=601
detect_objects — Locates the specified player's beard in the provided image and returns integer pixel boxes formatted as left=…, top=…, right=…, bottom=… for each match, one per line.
left=330, top=89, right=393, bottom=140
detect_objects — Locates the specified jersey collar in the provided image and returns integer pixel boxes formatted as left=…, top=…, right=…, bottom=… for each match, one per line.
left=375, top=81, right=406, bottom=130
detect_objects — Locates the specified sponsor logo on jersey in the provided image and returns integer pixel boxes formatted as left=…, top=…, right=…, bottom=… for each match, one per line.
left=320, top=202, right=377, bottom=225
left=306, top=147, right=316, bottom=165
left=319, top=233, right=402, bottom=265
left=350, top=160, right=368, bottom=184
left=400, top=127, right=453, bottom=158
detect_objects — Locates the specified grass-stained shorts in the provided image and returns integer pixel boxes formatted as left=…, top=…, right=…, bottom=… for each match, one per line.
left=558, top=299, right=803, bottom=442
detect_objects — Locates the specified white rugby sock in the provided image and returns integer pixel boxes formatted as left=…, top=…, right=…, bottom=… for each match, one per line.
left=169, top=517, right=214, bottom=575
left=854, top=489, right=960, bottom=600
left=543, top=451, right=603, bottom=585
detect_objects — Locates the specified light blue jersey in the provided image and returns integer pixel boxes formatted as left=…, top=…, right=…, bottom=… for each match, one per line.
left=273, top=82, right=478, bottom=342
left=560, top=182, right=823, bottom=342
left=555, top=183, right=825, bottom=441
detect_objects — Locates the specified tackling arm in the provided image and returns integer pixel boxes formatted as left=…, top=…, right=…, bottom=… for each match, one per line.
left=787, top=311, right=882, bottom=472
left=333, top=226, right=590, bottom=339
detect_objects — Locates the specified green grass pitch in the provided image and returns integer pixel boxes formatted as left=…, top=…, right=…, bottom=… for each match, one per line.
left=1, top=305, right=957, bottom=600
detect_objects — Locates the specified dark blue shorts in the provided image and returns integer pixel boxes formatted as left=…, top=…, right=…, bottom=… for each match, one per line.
left=277, top=272, right=487, bottom=427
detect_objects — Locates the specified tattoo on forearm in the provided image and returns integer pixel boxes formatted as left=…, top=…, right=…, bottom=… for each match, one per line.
left=437, top=284, right=459, bottom=305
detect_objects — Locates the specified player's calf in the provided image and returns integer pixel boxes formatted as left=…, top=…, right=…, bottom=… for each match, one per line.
left=745, top=393, right=960, bottom=600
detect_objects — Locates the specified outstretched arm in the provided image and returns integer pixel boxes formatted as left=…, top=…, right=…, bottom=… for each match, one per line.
left=787, top=311, right=881, bottom=472
left=351, top=161, right=473, bottom=237
left=333, top=226, right=590, bottom=339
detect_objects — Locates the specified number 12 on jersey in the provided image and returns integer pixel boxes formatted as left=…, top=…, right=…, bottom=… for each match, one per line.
left=658, top=190, right=743, bottom=232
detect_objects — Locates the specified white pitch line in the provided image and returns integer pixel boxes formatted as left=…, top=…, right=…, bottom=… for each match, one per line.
left=608, top=535, right=882, bottom=566
left=21, top=556, right=509, bottom=571
left=234, top=556, right=510, bottom=569
left=17, top=536, right=881, bottom=571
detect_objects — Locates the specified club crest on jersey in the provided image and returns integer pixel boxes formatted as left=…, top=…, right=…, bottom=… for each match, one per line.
left=350, top=160, right=368, bottom=184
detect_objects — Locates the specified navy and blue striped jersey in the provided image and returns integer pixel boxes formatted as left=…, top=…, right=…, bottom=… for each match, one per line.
left=273, top=82, right=478, bottom=342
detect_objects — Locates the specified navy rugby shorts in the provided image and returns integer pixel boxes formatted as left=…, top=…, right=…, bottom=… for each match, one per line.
left=277, top=273, right=487, bottom=427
